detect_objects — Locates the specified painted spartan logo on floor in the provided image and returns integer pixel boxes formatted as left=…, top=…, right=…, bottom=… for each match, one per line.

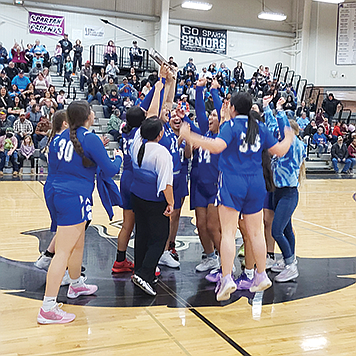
left=1, top=216, right=356, bottom=308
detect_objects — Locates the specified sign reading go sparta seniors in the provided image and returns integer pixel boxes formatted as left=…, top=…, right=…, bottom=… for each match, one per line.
left=180, top=25, right=227, bottom=55
left=28, top=12, right=65, bottom=36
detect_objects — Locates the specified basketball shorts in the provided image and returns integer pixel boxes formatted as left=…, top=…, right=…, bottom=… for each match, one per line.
left=189, top=166, right=198, bottom=210
left=120, top=170, right=133, bottom=210
left=173, top=172, right=189, bottom=210
left=195, top=181, right=218, bottom=208
left=263, top=191, right=273, bottom=211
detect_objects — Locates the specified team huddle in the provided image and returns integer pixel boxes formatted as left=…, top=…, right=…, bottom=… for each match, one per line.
left=35, top=63, right=305, bottom=325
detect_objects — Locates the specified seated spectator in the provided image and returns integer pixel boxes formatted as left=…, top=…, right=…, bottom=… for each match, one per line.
left=332, top=120, right=343, bottom=144
left=308, top=98, right=317, bottom=120
left=80, top=60, right=92, bottom=91
left=331, top=136, right=351, bottom=174
left=5, top=61, right=18, bottom=81
left=104, top=40, right=118, bottom=65
left=103, top=88, right=123, bottom=118
left=18, top=134, right=35, bottom=175
left=208, top=63, right=217, bottom=75
left=11, top=70, right=30, bottom=92
left=129, top=41, right=143, bottom=68
left=264, top=66, right=271, bottom=80
left=42, top=68, right=52, bottom=86
left=8, top=94, right=24, bottom=124
left=199, top=67, right=212, bottom=80
left=56, top=89, right=66, bottom=110
left=118, top=77, right=136, bottom=101
left=227, top=80, right=238, bottom=96
left=127, top=67, right=139, bottom=81
left=33, top=116, right=51, bottom=148
left=283, top=95, right=296, bottom=120
left=184, top=57, right=197, bottom=75
left=40, top=98, right=56, bottom=121
left=9, top=84, right=21, bottom=100
left=63, top=56, right=73, bottom=87
left=347, top=136, right=356, bottom=173
left=123, top=97, right=134, bottom=111
left=303, top=119, right=317, bottom=144
left=33, top=72, right=49, bottom=96
left=205, top=94, right=214, bottom=114
left=135, top=93, right=145, bottom=106
left=218, top=62, right=230, bottom=87
left=247, top=77, right=259, bottom=99
left=39, top=91, right=58, bottom=109
left=321, top=116, right=332, bottom=141
left=322, top=93, right=342, bottom=125
left=0, top=86, right=12, bottom=112
left=186, top=81, right=196, bottom=108
left=177, top=94, right=190, bottom=114
left=13, top=109, right=33, bottom=147
left=175, top=79, right=186, bottom=102
left=107, top=108, right=123, bottom=142
left=185, top=69, right=196, bottom=84
left=314, top=108, right=324, bottom=126
left=168, top=56, right=178, bottom=68
left=53, top=43, right=62, bottom=75
left=281, top=84, right=296, bottom=102
left=103, top=76, right=117, bottom=97
left=297, top=112, right=310, bottom=136
left=0, top=69, right=11, bottom=90
left=24, top=43, right=34, bottom=70
left=32, top=50, right=44, bottom=69
left=105, top=60, right=120, bottom=84
left=0, top=109, right=12, bottom=135
left=141, top=81, right=151, bottom=96
left=29, top=61, right=43, bottom=82
left=11, top=41, right=27, bottom=71
left=233, top=61, right=245, bottom=90
left=147, top=70, right=158, bottom=87
left=0, top=127, right=19, bottom=176
left=21, top=83, right=39, bottom=106
left=129, top=74, right=141, bottom=92
left=48, top=85, right=57, bottom=99
left=87, top=76, right=102, bottom=104
left=344, top=124, right=356, bottom=146
left=31, top=39, right=48, bottom=56
left=29, top=103, right=42, bottom=131
left=98, top=67, right=108, bottom=87
left=312, top=126, right=328, bottom=157
left=296, top=100, right=309, bottom=118
left=0, top=42, right=8, bottom=66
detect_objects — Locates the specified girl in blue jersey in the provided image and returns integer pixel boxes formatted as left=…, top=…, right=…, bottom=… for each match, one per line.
left=180, top=91, right=294, bottom=301
left=193, top=77, right=222, bottom=273
left=37, top=100, right=122, bottom=325
left=112, top=106, right=145, bottom=273
left=130, top=116, right=174, bottom=296
left=270, top=115, right=306, bottom=282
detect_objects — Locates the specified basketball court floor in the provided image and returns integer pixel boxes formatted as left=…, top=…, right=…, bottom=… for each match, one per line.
left=1, top=177, right=356, bottom=355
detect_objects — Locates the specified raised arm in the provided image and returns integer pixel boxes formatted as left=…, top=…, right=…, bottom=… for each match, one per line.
left=210, top=79, right=222, bottom=122
left=195, top=78, right=209, bottom=134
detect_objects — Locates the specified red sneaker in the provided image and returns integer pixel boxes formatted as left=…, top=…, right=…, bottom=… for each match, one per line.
left=112, top=259, right=134, bottom=273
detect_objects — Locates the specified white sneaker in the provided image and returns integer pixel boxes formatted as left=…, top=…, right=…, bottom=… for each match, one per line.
left=266, top=255, right=276, bottom=270
left=131, top=274, right=156, bottom=296
left=158, top=251, right=180, bottom=268
left=61, top=270, right=71, bottom=286
left=275, top=262, right=299, bottom=282
left=216, top=274, right=237, bottom=301
left=196, top=256, right=220, bottom=272
left=271, top=259, right=285, bottom=273
left=34, top=252, right=52, bottom=270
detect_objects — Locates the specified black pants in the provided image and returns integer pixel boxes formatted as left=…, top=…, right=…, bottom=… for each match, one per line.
left=18, top=152, right=35, bottom=169
left=131, top=193, right=169, bottom=284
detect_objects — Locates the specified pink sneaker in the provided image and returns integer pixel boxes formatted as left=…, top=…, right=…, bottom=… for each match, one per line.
left=37, top=303, right=76, bottom=324
left=67, top=277, right=98, bottom=299
left=249, top=271, right=272, bottom=293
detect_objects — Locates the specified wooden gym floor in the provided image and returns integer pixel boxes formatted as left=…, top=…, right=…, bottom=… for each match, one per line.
left=1, top=177, right=356, bottom=356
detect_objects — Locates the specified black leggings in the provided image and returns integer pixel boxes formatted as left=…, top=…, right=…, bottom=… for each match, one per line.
left=131, top=193, right=169, bottom=283
left=18, top=152, right=35, bottom=168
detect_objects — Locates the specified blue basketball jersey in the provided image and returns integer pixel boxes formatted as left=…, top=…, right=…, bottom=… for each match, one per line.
left=122, top=127, right=138, bottom=172
left=218, top=115, right=277, bottom=176
left=159, top=122, right=181, bottom=173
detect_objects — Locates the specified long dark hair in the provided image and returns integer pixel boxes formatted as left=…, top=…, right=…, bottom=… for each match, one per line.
left=137, top=117, right=162, bottom=168
left=66, top=101, right=95, bottom=167
left=48, top=109, right=67, bottom=144
left=230, top=91, right=259, bottom=145
left=122, top=106, right=146, bottom=134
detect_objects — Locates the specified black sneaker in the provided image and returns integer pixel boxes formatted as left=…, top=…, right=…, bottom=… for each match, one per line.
left=131, top=274, right=156, bottom=296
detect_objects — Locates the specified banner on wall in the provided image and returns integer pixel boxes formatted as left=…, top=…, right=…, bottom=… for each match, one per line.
left=28, top=12, right=65, bottom=36
left=84, top=25, right=105, bottom=38
left=180, top=25, right=227, bottom=55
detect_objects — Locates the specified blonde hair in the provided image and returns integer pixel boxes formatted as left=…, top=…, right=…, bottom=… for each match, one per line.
left=23, top=134, right=34, bottom=146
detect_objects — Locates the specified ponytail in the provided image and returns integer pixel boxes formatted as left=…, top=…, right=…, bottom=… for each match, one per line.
left=246, top=109, right=260, bottom=145
left=137, top=143, right=145, bottom=167
left=69, top=127, right=95, bottom=168
left=262, top=149, right=275, bottom=192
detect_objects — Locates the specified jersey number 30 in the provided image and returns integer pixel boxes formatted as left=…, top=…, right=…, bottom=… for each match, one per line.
left=57, top=139, right=74, bottom=162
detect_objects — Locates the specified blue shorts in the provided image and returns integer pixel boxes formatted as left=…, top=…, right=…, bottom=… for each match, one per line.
left=120, top=170, right=133, bottom=210
left=44, top=183, right=57, bottom=233
left=189, top=166, right=198, bottom=210
left=263, top=191, right=273, bottom=211
left=195, top=181, right=218, bottom=208
left=173, top=172, right=189, bottom=210
left=217, top=172, right=266, bottom=214
left=53, top=191, right=92, bottom=227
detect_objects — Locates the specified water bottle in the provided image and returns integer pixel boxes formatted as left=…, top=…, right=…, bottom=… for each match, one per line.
left=40, top=166, right=44, bottom=175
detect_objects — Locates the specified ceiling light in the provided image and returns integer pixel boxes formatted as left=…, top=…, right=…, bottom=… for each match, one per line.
left=313, top=0, right=344, bottom=3
left=181, top=1, right=213, bottom=11
left=14, top=0, right=24, bottom=4
left=258, top=12, right=287, bottom=21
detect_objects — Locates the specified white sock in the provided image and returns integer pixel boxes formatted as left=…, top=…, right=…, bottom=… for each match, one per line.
left=70, top=276, right=84, bottom=286
left=42, top=296, right=57, bottom=311
left=245, top=268, right=254, bottom=280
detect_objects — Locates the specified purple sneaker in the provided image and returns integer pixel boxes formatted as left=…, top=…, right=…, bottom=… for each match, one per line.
left=216, top=274, right=237, bottom=301
left=235, top=272, right=253, bottom=290
left=205, top=267, right=222, bottom=283
left=249, top=271, right=272, bottom=293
